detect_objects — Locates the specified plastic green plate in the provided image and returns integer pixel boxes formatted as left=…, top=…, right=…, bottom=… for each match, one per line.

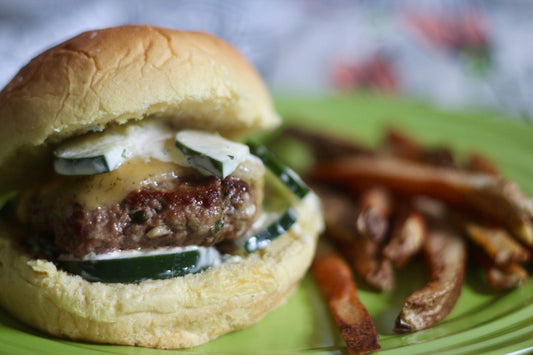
left=1, top=95, right=533, bottom=354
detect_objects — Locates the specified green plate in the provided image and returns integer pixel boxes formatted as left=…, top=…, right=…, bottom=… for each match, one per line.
left=2, top=95, right=533, bottom=354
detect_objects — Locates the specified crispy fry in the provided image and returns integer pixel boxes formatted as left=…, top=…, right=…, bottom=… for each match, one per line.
left=310, top=155, right=533, bottom=244
left=383, top=208, right=426, bottom=268
left=386, top=127, right=499, bottom=178
left=283, top=126, right=373, bottom=161
left=461, top=220, right=529, bottom=265
left=312, top=239, right=381, bottom=354
left=385, top=128, right=456, bottom=168
left=314, top=184, right=395, bottom=291
left=301, top=126, right=532, bottom=337
left=471, top=246, right=529, bottom=290
left=356, top=187, right=393, bottom=243
left=338, top=237, right=395, bottom=292
left=486, top=263, right=529, bottom=290
left=395, top=200, right=467, bottom=333
left=312, top=184, right=360, bottom=244
left=384, top=128, right=420, bottom=159
left=464, top=152, right=499, bottom=176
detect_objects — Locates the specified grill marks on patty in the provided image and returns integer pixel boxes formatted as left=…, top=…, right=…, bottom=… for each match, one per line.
left=19, top=175, right=261, bottom=257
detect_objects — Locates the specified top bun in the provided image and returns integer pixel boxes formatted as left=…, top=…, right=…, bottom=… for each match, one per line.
left=0, top=25, right=280, bottom=192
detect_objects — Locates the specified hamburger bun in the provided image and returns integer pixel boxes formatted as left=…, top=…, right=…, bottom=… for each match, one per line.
left=0, top=25, right=280, bottom=193
left=0, top=25, right=323, bottom=349
left=0, top=193, right=322, bottom=348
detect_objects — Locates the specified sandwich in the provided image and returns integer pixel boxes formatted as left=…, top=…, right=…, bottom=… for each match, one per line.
left=0, top=25, right=323, bottom=349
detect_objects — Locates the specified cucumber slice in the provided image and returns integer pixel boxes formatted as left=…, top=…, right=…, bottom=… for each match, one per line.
left=232, top=144, right=311, bottom=253
left=53, top=121, right=181, bottom=176
left=56, top=247, right=220, bottom=283
left=248, top=142, right=309, bottom=199
left=235, top=208, right=298, bottom=253
left=175, top=130, right=250, bottom=178
left=54, top=145, right=126, bottom=175
left=54, top=124, right=252, bottom=178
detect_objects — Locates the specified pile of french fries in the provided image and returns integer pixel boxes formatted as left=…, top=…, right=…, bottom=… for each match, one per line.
left=278, top=126, right=533, bottom=354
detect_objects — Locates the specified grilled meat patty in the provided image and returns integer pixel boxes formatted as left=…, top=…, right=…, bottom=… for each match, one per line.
left=16, top=174, right=261, bottom=257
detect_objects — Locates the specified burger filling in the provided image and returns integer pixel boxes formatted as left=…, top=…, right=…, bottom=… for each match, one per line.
left=3, top=120, right=309, bottom=282
left=16, top=159, right=263, bottom=258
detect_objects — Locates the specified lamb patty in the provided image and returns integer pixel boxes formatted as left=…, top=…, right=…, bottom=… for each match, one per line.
left=17, top=174, right=261, bottom=257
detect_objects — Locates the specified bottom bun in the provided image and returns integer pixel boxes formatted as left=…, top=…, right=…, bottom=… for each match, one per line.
left=0, top=193, right=323, bottom=349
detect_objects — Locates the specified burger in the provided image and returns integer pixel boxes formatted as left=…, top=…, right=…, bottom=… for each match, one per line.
left=0, top=25, right=323, bottom=349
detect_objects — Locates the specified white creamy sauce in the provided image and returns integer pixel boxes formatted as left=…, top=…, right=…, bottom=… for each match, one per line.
left=231, top=155, right=265, bottom=182
left=57, top=245, right=246, bottom=272
left=59, top=245, right=199, bottom=261
left=119, top=122, right=189, bottom=166
left=59, top=245, right=217, bottom=261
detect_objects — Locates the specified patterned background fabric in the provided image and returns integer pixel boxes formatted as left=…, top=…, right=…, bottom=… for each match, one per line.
left=1, top=0, right=532, bottom=121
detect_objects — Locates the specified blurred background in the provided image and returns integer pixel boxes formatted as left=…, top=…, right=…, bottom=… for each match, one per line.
left=1, top=0, right=532, bottom=122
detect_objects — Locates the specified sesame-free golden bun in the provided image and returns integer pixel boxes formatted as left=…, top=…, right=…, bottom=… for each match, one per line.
left=0, top=25, right=280, bottom=193
left=0, top=193, right=323, bottom=349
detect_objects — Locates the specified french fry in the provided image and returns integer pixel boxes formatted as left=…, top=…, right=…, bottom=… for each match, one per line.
left=461, top=151, right=518, bottom=270
left=309, top=154, right=533, bottom=245
left=470, top=246, right=529, bottom=290
left=338, top=236, right=395, bottom=292
left=383, top=207, right=426, bottom=268
left=464, top=152, right=499, bottom=176
left=283, top=125, right=373, bottom=161
left=312, top=239, right=381, bottom=354
left=355, top=186, right=393, bottom=243
left=313, top=184, right=395, bottom=291
left=384, top=128, right=420, bottom=158
left=297, top=126, right=533, bottom=339
left=486, top=263, right=529, bottom=290
left=384, top=128, right=456, bottom=168
left=461, top=220, right=529, bottom=265
left=395, top=199, right=467, bottom=333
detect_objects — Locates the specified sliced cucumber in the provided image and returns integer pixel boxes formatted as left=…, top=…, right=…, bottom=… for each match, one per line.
left=55, top=124, right=251, bottom=178
left=56, top=246, right=220, bottom=283
left=231, top=143, right=311, bottom=253
left=248, top=142, right=309, bottom=199
left=175, top=130, right=250, bottom=179
left=235, top=208, right=298, bottom=253
left=53, top=120, right=180, bottom=176
left=54, top=145, right=126, bottom=175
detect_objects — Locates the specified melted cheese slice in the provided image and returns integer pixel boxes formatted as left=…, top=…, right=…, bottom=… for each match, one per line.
left=57, top=155, right=264, bottom=210
left=65, top=158, right=195, bottom=209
